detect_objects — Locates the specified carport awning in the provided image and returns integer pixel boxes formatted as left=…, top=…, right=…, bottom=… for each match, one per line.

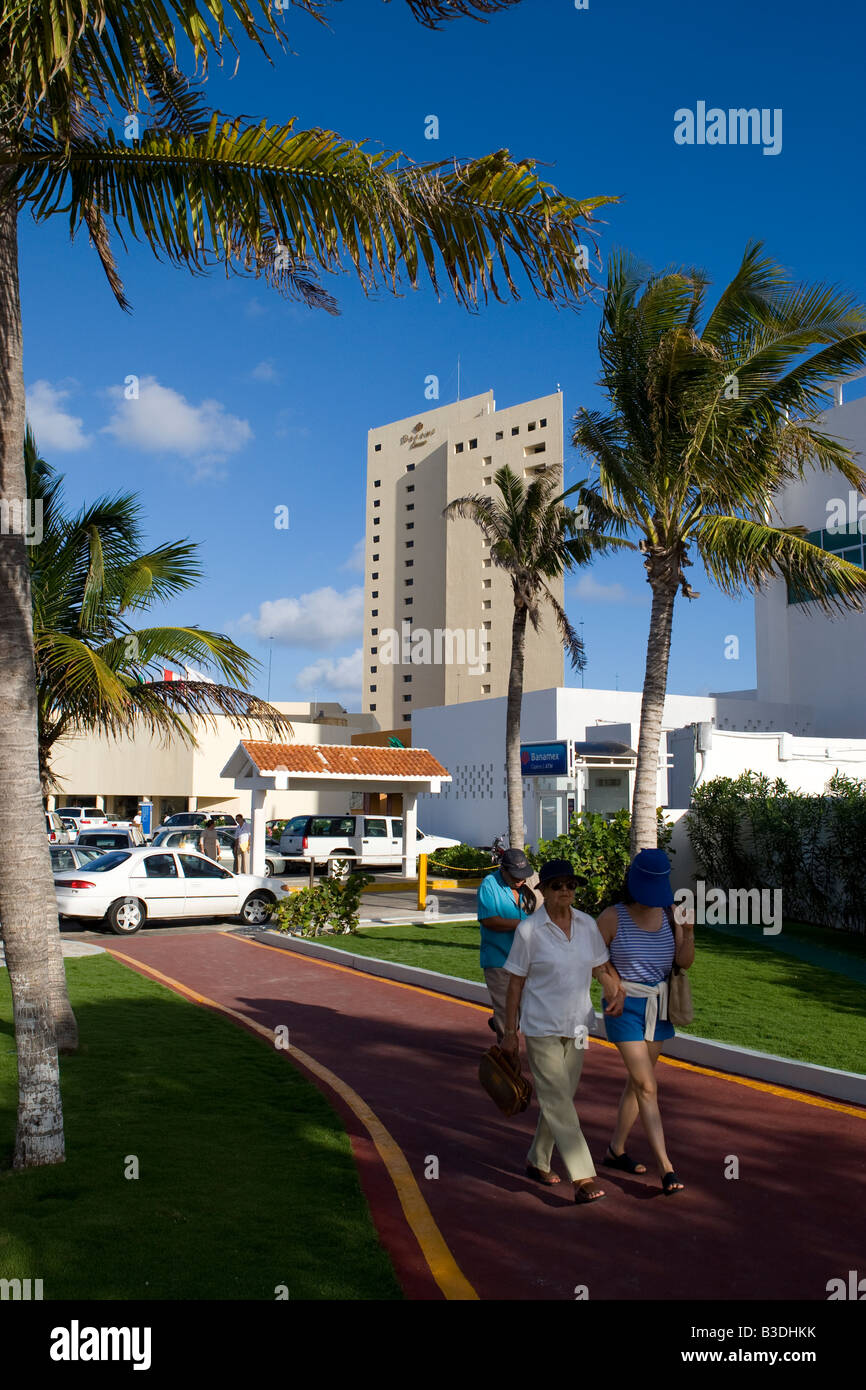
left=220, top=740, right=451, bottom=788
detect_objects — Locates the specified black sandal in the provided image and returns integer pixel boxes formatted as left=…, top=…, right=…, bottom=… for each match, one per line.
left=603, top=1145, right=647, bottom=1175
left=574, top=1181, right=606, bottom=1205
left=662, top=1171, right=684, bottom=1195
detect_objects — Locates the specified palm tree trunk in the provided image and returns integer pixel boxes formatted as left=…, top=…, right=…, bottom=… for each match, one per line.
left=631, top=579, right=677, bottom=855
left=0, top=189, right=69, bottom=1164
left=505, top=601, right=529, bottom=849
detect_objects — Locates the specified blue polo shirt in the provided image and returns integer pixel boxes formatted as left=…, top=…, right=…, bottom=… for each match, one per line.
left=476, top=869, right=533, bottom=969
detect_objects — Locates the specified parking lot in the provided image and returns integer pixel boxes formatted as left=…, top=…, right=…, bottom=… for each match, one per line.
left=60, top=870, right=480, bottom=940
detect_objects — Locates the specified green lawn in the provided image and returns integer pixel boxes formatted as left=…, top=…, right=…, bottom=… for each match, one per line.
left=0, top=956, right=402, bottom=1300
left=321, top=921, right=866, bottom=1074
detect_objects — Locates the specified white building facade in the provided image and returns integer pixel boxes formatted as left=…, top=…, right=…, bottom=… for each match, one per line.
left=755, top=378, right=866, bottom=735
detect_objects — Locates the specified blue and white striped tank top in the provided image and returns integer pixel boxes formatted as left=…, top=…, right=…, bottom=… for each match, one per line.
left=609, top=903, right=675, bottom=985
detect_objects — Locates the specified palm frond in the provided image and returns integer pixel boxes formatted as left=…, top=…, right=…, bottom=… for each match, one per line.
left=12, top=123, right=613, bottom=310
left=695, top=514, right=866, bottom=613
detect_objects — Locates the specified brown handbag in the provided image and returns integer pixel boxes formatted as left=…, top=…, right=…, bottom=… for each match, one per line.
left=479, top=1044, right=533, bottom=1117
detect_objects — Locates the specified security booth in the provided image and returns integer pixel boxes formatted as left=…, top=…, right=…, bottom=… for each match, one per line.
left=521, top=738, right=638, bottom=844
left=220, top=740, right=450, bottom=877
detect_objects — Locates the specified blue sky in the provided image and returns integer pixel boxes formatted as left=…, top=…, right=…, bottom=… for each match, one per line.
left=19, top=0, right=866, bottom=707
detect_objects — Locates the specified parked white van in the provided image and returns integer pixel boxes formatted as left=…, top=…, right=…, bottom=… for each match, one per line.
left=278, top=814, right=459, bottom=872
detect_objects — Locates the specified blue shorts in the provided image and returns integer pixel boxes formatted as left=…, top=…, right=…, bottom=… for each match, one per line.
left=603, top=994, right=675, bottom=1043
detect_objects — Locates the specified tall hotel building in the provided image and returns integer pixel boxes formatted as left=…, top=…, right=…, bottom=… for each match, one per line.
left=363, top=389, right=565, bottom=729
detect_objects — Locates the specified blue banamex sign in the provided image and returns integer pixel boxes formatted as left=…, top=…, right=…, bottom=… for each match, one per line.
left=520, top=742, right=568, bottom=776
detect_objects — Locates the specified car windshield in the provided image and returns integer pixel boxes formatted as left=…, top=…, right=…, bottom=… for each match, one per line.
left=284, top=817, right=308, bottom=833
left=78, top=851, right=131, bottom=872
left=77, top=847, right=104, bottom=862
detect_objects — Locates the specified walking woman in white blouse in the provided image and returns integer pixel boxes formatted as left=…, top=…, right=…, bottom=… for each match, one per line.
left=502, top=859, right=625, bottom=1205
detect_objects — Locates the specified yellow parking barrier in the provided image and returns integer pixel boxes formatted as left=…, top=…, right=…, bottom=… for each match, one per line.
left=417, top=853, right=427, bottom=910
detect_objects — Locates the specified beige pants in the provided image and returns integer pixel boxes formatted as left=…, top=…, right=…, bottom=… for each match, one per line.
left=483, top=966, right=513, bottom=1040
left=234, top=846, right=250, bottom=875
left=524, top=1035, right=596, bottom=1182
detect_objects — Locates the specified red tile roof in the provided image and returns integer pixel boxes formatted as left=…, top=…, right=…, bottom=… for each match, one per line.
left=240, top=741, right=450, bottom=779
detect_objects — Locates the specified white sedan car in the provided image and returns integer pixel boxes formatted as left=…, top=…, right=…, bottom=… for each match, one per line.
left=54, top=845, right=277, bottom=935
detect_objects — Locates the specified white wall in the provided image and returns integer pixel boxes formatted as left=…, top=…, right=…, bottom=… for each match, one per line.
left=413, top=685, right=815, bottom=847
left=754, top=390, right=866, bottom=735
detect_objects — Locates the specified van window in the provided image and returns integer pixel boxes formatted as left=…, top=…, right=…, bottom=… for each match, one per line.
left=364, top=818, right=387, bottom=838
left=284, top=817, right=309, bottom=834
left=310, top=817, right=336, bottom=836
left=329, top=817, right=357, bottom=836
left=391, top=820, right=403, bottom=838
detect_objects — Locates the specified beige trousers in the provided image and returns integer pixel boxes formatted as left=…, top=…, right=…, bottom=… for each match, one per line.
left=524, top=1035, right=596, bottom=1182
left=234, top=846, right=250, bottom=875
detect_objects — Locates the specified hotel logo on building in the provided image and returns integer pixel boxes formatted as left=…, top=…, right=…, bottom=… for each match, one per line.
left=400, top=421, right=436, bottom=449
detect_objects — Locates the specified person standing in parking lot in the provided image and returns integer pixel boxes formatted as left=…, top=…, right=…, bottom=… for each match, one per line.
left=201, top=819, right=220, bottom=863
left=476, top=848, right=538, bottom=1041
left=233, top=813, right=251, bottom=874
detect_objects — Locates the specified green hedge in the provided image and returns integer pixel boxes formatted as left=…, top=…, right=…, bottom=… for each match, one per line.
left=528, top=809, right=674, bottom=918
left=686, top=771, right=866, bottom=932
left=425, top=843, right=493, bottom=871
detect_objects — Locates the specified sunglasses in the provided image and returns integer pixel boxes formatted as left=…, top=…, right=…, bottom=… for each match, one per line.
left=546, top=879, right=577, bottom=892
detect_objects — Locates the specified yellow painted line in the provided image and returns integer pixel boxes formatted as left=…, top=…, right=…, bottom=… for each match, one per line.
left=104, top=946, right=478, bottom=1301
left=239, top=937, right=866, bottom=1119
left=430, top=879, right=459, bottom=890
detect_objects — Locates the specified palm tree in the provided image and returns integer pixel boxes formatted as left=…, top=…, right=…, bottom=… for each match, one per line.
left=444, top=463, right=625, bottom=849
left=27, top=430, right=293, bottom=797
left=571, top=243, right=866, bottom=855
left=0, top=0, right=613, bottom=1165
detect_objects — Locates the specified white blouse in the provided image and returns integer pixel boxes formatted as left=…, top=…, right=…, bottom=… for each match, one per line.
left=503, top=904, right=609, bottom=1038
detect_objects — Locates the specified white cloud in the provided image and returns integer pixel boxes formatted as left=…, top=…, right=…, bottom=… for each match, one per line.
left=102, top=376, right=252, bottom=465
left=296, top=649, right=363, bottom=698
left=26, top=380, right=90, bottom=451
left=573, top=574, right=648, bottom=605
left=238, top=586, right=364, bottom=647
left=341, top=539, right=365, bottom=573
left=250, top=360, right=279, bottom=383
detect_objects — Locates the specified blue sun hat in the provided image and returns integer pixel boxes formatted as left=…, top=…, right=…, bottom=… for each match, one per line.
left=627, top=848, right=674, bottom=907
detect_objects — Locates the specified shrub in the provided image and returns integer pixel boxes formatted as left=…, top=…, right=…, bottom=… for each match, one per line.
left=686, top=771, right=866, bottom=931
left=528, top=809, right=674, bottom=918
left=273, top=868, right=373, bottom=938
left=424, top=843, right=493, bottom=872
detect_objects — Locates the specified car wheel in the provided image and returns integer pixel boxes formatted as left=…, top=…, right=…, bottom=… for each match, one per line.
left=263, top=860, right=273, bottom=877
left=327, top=857, right=352, bottom=881
left=107, top=897, right=146, bottom=935
left=239, top=892, right=274, bottom=926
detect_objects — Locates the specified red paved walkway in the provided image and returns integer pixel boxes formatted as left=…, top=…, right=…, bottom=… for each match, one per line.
left=107, top=932, right=866, bottom=1301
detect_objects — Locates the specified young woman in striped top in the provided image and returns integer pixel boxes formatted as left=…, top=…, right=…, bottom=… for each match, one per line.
left=596, top=848, right=695, bottom=1195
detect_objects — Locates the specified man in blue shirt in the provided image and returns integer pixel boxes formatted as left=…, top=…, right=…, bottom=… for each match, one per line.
left=477, top=848, right=537, bottom=1041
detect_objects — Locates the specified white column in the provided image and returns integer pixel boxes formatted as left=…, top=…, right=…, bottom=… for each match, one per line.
left=250, top=786, right=267, bottom=878
left=402, top=789, right=418, bottom=878
left=187, top=795, right=198, bottom=812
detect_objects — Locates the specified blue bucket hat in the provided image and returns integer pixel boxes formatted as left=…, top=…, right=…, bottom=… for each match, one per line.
left=627, top=849, right=674, bottom=907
